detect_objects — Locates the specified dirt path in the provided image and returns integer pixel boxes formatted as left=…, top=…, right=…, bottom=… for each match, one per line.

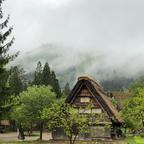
left=0, top=131, right=51, bottom=142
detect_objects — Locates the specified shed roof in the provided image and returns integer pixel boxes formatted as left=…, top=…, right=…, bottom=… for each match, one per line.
left=1, top=120, right=10, bottom=126
left=110, top=91, right=131, bottom=110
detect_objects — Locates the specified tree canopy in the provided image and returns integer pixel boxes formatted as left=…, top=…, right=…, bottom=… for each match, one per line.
left=121, top=78, right=144, bottom=134
left=32, top=61, right=62, bottom=98
left=42, top=103, right=105, bottom=144
left=11, top=85, right=56, bottom=140
left=0, top=0, right=18, bottom=118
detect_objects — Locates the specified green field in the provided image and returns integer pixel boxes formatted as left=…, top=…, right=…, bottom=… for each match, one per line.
left=0, top=142, right=38, bottom=144
left=124, top=136, right=144, bottom=144
left=0, top=141, right=125, bottom=144
left=1, top=137, right=144, bottom=144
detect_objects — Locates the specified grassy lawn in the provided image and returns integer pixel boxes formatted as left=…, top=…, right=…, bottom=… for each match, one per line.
left=0, top=142, right=38, bottom=144
left=124, top=136, right=144, bottom=144
left=3, top=138, right=144, bottom=144
left=24, top=133, right=40, bottom=137
left=0, top=141, right=125, bottom=144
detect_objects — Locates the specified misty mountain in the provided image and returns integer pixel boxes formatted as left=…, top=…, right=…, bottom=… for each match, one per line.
left=9, top=43, right=144, bottom=90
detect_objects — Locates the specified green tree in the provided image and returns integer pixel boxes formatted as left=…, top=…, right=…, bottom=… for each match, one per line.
left=41, top=62, right=61, bottom=98
left=9, top=66, right=27, bottom=95
left=43, top=103, right=104, bottom=144
left=42, top=62, right=51, bottom=86
left=121, top=86, right=144, bottom=134
left=130, top=78, right=144, bottom=97
left=120, top=100, right=138, bottom=135
left=63, top=82, right=71, bottom=97
left=0, top=0, right=18, bottom=118
left=2, top=66, right=27, bottom=130
left=51, top=71, right=61, bottom=98
left=109, top=97, right=118, bottom=108
left=32, top=61, right=42, bottom=85
left=11, top=85, right=56, bottom=140
left=11, top=105, right=26, bottom=139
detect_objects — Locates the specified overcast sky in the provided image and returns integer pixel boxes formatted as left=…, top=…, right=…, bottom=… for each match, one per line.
left=3, top=0, right=144, bottom=77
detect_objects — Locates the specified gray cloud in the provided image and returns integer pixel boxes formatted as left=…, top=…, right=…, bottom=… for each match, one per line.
left=4, top=0, right=144, bottom=79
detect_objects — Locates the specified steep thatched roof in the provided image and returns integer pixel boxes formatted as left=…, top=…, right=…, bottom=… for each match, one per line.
left=110, top=91, right=131, bottom=110
left=66, top=76, right=124, bottom=124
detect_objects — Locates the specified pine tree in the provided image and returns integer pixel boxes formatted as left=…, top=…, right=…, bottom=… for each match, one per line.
left=0, top=0, right=18, bottom=117
left=64, top=82, right=71, bottom=96
left=42, top=62, right=51, bottom=86
left=33, top=61, right=42, bottom=85
left=9, top=66, right=27, bottom=95
left=51, top=71, right=61, bottom=98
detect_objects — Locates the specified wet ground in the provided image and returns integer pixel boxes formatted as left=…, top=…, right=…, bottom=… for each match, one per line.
left=0, top=132, right=51, bottom=142
left=0, top=132, right=127, bottom=144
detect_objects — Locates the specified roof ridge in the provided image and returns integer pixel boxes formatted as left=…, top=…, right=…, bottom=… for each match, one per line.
left=78, top=76, right=103, bottom=90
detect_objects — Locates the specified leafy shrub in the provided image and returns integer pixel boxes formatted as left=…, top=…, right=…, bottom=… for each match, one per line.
left=140, top=133, right=144, bottom=138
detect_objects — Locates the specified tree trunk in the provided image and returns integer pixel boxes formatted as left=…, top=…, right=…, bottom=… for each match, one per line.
left=68, top=135, right=73, bottom=144
left=124, top=127, right=127, bottom=136
left=72, top=134, right=77, bottom=144
left=10, top=120, right=16, bottom=131
left=40, top=122, right=43, bottom=140
left=28, top=130, right=30, bottom=137
left=18, top=124, right=25, bottom=140
left=30, top=123, right=33, bottom=134
left=142, top=120, right=144, bottom=127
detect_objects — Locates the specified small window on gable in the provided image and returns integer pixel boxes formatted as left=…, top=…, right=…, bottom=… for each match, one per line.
left=92, top=108, right=102, bottom=113
left=80, top=97, right=90, bottom=103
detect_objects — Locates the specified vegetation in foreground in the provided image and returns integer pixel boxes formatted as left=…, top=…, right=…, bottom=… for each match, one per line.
left=0, top=142, right=38, bottom=144
left=1, top=135, right=144, bottom=144
left=124, top=136, right=144, bottom=144
left=0, top=140, right=126, bottom=144
left=24, top=132, right=40, bottom=137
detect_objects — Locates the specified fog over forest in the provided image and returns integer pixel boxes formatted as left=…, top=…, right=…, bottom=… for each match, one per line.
left=4, top=0, right=144, bottom=83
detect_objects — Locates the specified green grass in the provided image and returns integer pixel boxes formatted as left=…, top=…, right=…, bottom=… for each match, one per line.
left=124, top=137, right=136, bottom=144
left=2, top=138, right=144, bottom=144
left=0, top=142, right=38, bottom=144
left=124, top=136, right=144, bottom=144
left=24, top=133, right=40, bottom=137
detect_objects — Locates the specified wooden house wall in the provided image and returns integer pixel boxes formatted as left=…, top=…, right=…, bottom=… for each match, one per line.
left=71, top=85, right=111, bottom=122
left=72, top=85, right=101, bottom=108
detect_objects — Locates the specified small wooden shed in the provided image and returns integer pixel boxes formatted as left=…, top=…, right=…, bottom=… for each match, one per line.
left=1, top=120, right=10, bottom=126
left=109, top=91, right=131, bottom=111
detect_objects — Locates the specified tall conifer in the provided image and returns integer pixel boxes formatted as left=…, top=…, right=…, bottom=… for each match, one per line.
left=51, top=71, right=61, bottom=98
left=9, top=66, right=27, bottom=95
left=33, top=61, right=42, bottom=85
left=64, top=82, right=71, bottom=96
left=0, top=0, right=18, bottom=117
left=42, top=62, right=51, bottom=86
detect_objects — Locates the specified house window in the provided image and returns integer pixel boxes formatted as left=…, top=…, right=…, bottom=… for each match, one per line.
left=79, top=108, right=91, bottom=114
left=80, top=97, right=90, bottom=103
left=91, top=108, right=102, bottom=113
left=73, top=108, right=79, bottom=113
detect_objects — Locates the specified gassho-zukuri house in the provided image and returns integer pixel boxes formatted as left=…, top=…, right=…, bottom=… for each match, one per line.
left=52, top=76, right=124, bottom=140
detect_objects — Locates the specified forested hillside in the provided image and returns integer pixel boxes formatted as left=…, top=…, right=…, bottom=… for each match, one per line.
left=100, top=77, right=134, bottom=91
left=7, top=44, right=139, bottom=91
